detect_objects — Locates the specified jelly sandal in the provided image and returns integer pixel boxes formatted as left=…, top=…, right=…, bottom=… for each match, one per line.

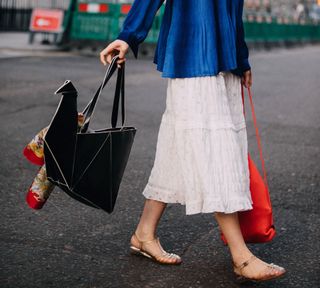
left=233, top=255, right=286, bottom=283
left=130, top=232, right=182, bottom=265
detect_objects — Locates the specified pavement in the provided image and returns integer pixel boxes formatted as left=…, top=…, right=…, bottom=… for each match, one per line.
left=0, top=32, right=65, bottom=58
left=0, top=32, right=319, bottom=288
left=0, top=32, right=114, bottom=58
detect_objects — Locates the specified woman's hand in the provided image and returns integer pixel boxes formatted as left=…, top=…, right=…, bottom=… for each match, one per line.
left=100, top=40, right=129, bottom=68
left=241, top=70, right=252, bottom=88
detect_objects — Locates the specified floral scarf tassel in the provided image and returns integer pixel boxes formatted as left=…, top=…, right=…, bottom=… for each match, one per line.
left=26, top=165, right=55, bottom=209
left=23, top=126, right=48, bottom=166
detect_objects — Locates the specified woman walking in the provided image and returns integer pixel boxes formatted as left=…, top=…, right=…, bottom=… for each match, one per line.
left=100, top=0, right=286, bottom=283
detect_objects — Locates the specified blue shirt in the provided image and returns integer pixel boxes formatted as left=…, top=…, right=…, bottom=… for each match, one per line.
left=117, top=0, right=251, bottom=78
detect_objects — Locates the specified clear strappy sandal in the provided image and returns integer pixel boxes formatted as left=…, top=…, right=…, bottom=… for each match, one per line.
left=129, top=232, right=182, bottom=265
left=233, top=255, right=286, bottom=283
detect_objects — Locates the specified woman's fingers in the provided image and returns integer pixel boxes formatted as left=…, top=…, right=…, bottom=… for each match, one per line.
left=100, top=46, right=113, bottom=66
left=106, top=52, right=114, bottom=65
left=117, top=57, right=126, bottom=68
left=99, top=47, right=108, bottom=66
left=100, top=42, right=117, bottom=65
left=116, top=53, right=125, bottom=68
left=117, top=49, right=126, bottom=65
left=100, top=40, right=129, bottom=67
left=242, top=70, right=252, bottom=88
left=116, top=42, right=129, bottom=67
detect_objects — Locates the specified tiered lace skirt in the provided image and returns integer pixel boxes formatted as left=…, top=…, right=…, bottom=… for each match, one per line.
left=142, top=72, right=253, bottom=215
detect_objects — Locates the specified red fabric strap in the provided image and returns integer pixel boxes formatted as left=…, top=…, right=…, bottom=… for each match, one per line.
left=241, top=86, right=269, bottom=192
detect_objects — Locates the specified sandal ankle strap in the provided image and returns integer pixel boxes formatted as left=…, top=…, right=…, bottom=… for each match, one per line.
left=234, top=255, right=257, bottom=271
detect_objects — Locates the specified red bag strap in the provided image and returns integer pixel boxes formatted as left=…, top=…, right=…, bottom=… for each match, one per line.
left=241, top=85, right=269, bottom=192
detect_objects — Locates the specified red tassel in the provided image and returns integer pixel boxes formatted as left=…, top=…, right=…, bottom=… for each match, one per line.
left=23, top=146, right=44, bottom=166
left=26, top=188, right=46, bottom=209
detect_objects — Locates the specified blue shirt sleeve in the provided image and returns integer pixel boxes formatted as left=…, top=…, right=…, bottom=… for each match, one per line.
left=116, top=0, right=165, bottom=58
left=236, top=0, right=251, bottom=73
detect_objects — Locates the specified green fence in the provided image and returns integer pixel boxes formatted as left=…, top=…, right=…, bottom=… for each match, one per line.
left=67, top=1, right=320, bottom=44
left=70, top=3, right=118, bottom=40
left=244, top=22, right=320, bottom=42
left=69, top=1, right=164, bottom=42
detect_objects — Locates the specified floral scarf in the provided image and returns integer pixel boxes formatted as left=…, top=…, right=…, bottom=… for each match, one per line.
left=23, top=113, right=85, bottom=209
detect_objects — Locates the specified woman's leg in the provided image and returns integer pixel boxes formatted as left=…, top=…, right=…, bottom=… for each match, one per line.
left=135, top=199, right=167, bottom=240
left=214, top=212, right=285, bottom=279
left=130, top=199, right=181, bottom=264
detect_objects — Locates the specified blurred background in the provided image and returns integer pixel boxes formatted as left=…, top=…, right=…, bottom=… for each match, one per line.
left=244, top=0, right=320, bottom=24
left=0, top=0, right=320, bottom=51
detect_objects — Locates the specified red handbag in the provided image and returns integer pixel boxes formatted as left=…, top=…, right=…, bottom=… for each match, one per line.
left=220, top=86, right=276, bottom=244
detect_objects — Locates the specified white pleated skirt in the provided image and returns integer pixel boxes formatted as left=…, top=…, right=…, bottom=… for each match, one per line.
left=142, top=72, right=253, bottom=215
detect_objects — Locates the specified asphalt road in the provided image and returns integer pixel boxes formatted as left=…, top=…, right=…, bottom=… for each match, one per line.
left=0, top=45, right=319, bottom=288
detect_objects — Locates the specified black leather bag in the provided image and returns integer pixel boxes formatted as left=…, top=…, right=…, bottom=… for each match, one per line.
left=43, top=56, right=136, bottom=213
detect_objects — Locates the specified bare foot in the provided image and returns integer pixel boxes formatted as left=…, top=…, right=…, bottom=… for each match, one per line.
left=130, top=232, right=182, bottom=265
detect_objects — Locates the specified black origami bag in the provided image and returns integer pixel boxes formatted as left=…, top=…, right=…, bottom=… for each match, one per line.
left=43, top=56, right=136, bottom=213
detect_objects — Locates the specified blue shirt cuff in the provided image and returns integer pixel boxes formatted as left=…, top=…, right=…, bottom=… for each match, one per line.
left=240, top=58, right=251, bottom=72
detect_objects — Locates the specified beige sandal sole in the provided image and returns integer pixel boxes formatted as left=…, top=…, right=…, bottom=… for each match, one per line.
left=234, top=270, right=287, bottom=283
left=130, top=245, right=182, bottom=265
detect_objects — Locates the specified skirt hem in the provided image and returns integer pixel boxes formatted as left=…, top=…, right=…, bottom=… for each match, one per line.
left=142, top=182, right=253, bottom=215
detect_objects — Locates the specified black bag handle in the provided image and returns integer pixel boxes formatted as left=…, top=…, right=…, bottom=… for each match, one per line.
left=80, top=55, right=125, bottom=133
left=81, top=55, right=118, bottom=116
left=111, top=63, right=125, bottom=129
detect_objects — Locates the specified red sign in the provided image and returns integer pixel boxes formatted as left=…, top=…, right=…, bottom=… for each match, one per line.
left=30, top=9, right=64, bottom=33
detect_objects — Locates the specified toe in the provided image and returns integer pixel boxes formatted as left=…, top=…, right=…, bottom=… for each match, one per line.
left=159, top=253, right=181, bottom=264
left=267, top=265, right=285, bottom=279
